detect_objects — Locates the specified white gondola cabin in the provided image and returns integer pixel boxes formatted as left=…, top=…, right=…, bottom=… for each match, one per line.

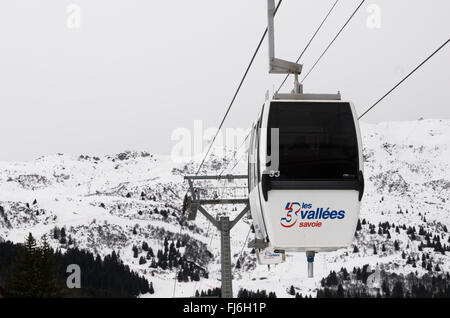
left=248, top=97, right=364, bottom=268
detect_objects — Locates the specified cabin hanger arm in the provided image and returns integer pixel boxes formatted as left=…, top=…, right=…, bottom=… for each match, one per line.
left=267, top=0, right=302, bottom=75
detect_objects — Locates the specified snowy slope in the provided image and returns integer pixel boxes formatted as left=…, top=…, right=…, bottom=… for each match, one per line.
left=0, top=120, right=449, bottom=298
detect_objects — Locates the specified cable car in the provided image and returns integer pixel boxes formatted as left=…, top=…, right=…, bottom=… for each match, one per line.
left=248, top=96, right=364, bottom=272
left=246, top=0, right=365, bottom=276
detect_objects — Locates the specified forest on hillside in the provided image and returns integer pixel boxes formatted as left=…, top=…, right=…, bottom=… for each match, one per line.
left=0, top=233, right=152, bottom=298
left=316, top=266, right=450, bottom=298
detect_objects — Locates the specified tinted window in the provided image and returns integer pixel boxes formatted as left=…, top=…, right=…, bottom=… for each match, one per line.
left=267, top=102, right=358, bottom=180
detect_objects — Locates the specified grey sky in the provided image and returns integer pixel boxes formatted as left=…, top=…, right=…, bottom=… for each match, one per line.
left=0, top=0, right=449, bottom=161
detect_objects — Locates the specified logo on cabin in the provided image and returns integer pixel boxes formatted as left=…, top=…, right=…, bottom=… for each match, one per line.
left=280, top=202, right=301, bottom=227
left=280, top=202, right=346, bottom=228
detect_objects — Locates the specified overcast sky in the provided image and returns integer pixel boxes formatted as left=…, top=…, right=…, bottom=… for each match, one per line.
left=0, top=0, right=449, bottom=161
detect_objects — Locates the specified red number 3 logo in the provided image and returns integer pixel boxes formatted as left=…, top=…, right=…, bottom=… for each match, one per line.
left=280, top=202, right=300, bottom=228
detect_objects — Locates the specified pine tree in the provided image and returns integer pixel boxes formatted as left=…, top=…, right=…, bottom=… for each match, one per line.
left=289, top=285, right=295, bottom=296
left=52, top=227, right=60, bottom=240
left=59, top=227, right=67, bottom=244
left=336, top=284, right=344, bottom=298
left=132, top=245, right=139, bottom=258
left=356, top=219, right=362, bottom=231
left=37, top=236, right=62, bottom=297
left=341, top=268, right=350, bottom=280
left=7, top=233, right=40, bottom=297
left=149, top=282, right=154, bottom=294
left=191, top=271, right=200, bottom=282
left=139, top=256, right=147, bottom=265
left=148, top=247, right=154, bottom=258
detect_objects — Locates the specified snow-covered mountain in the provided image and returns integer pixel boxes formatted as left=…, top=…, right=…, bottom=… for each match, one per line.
left=0, top=119, right=449, bottom=297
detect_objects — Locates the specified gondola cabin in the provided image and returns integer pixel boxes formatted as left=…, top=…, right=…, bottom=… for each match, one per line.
left=248, top=97, right=364, bottom=267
